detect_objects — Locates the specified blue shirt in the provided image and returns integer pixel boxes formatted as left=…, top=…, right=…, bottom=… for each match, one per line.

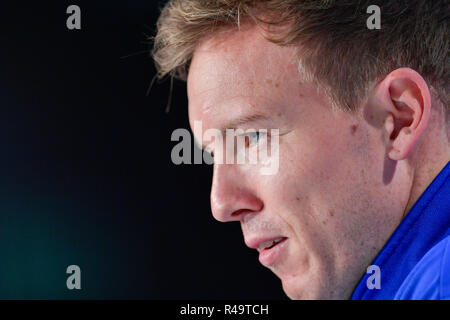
left=350, top=162, right=450, bottom=300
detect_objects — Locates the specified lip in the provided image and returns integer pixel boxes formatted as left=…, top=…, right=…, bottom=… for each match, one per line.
left=245, top=236, right=288, bottom=266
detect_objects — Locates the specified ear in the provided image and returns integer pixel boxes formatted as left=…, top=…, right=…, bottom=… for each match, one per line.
left=373, top=68, right=431, bottom=160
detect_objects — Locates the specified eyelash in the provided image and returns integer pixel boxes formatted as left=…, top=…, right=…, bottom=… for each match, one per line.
left=206, top=131, right=272, bottom=158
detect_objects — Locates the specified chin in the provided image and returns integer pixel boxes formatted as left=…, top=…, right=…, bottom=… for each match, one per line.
left=281, top=273, right=331, bottom=300
left=281, top=274, right=311, bottom=300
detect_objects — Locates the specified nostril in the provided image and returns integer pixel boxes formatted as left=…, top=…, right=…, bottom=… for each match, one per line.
left=231, top=209, right=248, bottom=217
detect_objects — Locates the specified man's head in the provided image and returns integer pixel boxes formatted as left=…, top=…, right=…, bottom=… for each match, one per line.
left=152, top=0, right=450, bottom=299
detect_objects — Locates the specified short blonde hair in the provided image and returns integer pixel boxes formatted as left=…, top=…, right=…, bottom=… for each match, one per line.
left=152, top=0, right=449, bottom=111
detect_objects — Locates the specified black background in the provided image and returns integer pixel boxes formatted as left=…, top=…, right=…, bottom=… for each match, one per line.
left=0, top=1, right=286, bottom=299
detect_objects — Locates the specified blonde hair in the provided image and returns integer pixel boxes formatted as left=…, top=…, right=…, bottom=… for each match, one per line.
left=152, top=0, right=449, bottom=111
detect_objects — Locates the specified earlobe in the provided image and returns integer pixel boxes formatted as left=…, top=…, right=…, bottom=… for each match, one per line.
left=381, top=68, right=431, bottom=161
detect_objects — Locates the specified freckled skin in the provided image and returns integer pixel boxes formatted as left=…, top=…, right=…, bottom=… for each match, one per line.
left=186, top=24, right=450, bottom=299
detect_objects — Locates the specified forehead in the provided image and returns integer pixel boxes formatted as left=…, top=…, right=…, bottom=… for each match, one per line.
left=187, top=24, right=301, bottom=129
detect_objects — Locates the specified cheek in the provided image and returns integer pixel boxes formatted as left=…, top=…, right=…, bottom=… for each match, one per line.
left=280, top=124, right=363, bottom=198
left=266, top=122, right=379, bottom=243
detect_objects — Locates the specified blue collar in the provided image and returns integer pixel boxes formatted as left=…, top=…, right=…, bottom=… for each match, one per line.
left=350, top=161, right=450, bottom=299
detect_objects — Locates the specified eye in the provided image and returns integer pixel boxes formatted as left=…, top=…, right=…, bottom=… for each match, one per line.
left=204, top=146, right=214, bottom=158
left=244, top=131, right=262, bottom=148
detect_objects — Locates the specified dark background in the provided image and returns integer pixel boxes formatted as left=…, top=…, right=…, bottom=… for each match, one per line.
left=0, top=1, right=286, bottom=299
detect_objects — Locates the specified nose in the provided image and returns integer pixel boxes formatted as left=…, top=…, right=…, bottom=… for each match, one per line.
left=210, top=163, right=263, bottom=222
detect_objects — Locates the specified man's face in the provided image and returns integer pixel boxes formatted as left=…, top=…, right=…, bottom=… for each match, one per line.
left=187, top=25, right=408, bottom=299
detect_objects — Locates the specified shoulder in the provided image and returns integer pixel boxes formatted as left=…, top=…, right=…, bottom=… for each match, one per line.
left=395, top=234, right=450, bottom=300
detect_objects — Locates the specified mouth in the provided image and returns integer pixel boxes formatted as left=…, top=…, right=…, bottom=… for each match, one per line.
left=257, top=237, right=286, bottom=252
left=246, top=236, right=288, bottom=266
